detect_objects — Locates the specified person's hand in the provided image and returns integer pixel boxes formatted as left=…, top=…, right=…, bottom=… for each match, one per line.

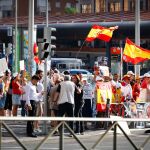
left=41, top=91, right=45, bottom=95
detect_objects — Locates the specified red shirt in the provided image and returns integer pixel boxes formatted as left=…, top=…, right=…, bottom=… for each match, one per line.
left=141, top=79, right=147, bottom=88
left=12, top=80, right=23, bottom=95
left=132, top=83, right=140, bottom=101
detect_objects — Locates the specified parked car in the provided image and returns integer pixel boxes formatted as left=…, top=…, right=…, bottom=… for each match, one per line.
left=63, top=69, right=92, bottom=75
left=62, top=69, right=94, bottom=83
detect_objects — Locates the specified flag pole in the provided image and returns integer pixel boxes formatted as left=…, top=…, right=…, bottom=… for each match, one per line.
left=120, top=40, right=123, bottom=80
left=76, top=40, right=86, bottom=58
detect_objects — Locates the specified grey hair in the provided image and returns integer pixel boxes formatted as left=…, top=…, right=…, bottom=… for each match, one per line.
left=64, top=75, right=71, bottom=81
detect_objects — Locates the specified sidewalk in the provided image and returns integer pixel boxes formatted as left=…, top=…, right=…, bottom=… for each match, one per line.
left=1, top=120, right=149, bottom=143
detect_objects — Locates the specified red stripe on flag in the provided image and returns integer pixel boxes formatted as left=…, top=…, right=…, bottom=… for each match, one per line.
left=122, top=54, right=148, bottom=64
left=98, top=34, right=112, bottom=42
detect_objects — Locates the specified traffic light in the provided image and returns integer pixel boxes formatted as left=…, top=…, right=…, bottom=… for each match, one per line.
left=42, top=27, right=56, bottom=59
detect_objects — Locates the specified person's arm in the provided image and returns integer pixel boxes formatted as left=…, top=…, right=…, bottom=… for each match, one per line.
left=25, top=84, right=30, bottom=105
left=75, top=84, right=82, bottom=94
left=53, top=84, right=61, bottom=102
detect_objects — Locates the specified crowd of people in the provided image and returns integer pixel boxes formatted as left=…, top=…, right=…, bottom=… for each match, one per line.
left=0, top=68, right=150, bottom=137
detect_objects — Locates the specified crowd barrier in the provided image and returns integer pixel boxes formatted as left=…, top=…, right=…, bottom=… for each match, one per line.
left=0, top=117, right=150, bottom=150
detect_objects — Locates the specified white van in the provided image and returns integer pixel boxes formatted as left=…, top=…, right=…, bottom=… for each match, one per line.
left=51, top=58, right=83, bottom=72
left=38, top=58, right=83, bottom=72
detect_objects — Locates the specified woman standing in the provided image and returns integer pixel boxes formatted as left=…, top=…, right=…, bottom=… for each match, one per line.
left=12, top=73, right=24, bottom=116
left=0, top=72, right=5, bottom=116
left=72, top=74, right=84, bottom=135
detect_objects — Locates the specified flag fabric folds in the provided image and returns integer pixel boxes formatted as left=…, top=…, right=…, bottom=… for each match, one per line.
left=123, top=38, right=150, bottom=64
left=85, top=25, right=118, bottom=42
left=33, top=43, right=41, bottom=64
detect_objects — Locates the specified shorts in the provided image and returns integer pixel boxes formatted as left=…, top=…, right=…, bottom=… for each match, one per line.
left=0, top=95, right=6, bottom=108
left=12, top=94, right=21, bottom=105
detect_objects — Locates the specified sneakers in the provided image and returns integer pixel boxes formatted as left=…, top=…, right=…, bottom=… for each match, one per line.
left=34, top=128, right=42, bottom=133
left=68, top=134, right=73, bottom=137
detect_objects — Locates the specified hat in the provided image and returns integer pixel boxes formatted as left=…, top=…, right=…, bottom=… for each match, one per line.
left=127, top=71, right=135, bottom=75
left=95, top=76, right=104, bottom=81
left=144, top=73, right=150, bottom=78
left=122, top=74, right=130, bottom=80
left=13, top=72, right=19, bottom=78
left=0, top=72, right=4, bottom=77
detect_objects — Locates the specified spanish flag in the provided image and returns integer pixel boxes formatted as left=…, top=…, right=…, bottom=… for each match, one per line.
left=123, top=38, right=150, bottom=64
left=85, top=25, right=118, bottom=42
left=33, top=43, right=41, bottom=64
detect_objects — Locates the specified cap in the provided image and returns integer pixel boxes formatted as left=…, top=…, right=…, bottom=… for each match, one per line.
left=127, top=71, right=135, bottom=75
left=95, top=76, right=104, bottom=81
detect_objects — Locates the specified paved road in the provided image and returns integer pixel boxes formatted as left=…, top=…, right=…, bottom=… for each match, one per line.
left=1, top=121, right=150, bottom=150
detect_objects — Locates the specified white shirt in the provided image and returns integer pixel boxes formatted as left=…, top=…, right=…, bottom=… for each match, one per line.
left=26, top=82, right=42, bottom=105
left=57, top=81, right=75, bottom=105
left=37, top=81, right=44, bottom=102
left=83, top=82, right=94, bottom=99
left=121, top=83, right=133, bottom=99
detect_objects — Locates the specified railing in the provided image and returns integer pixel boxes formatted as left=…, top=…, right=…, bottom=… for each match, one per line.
left=0, top=117, right=150, bottom=150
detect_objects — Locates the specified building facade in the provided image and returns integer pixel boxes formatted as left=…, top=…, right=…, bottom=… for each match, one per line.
left=0, top=0, right=150, bottom=73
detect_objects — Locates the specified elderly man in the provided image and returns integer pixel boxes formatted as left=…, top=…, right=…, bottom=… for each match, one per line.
left=54, top=75, right=80, bottom=133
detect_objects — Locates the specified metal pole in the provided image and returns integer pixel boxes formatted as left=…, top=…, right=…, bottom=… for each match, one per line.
left=59, top=122, right=64, bottom=150
left=28, top=0, right=34, bottom=75
left=120, top=40, right=123, bottom=79
left=113, top=123, right=117, bottom=150
left=15, top=0, right=18, bottom=72
left=0, top=121, right=2, bottom=150
left=43, top=0, right=49, bottom=134
left=135, top=0, right=140, bottom=73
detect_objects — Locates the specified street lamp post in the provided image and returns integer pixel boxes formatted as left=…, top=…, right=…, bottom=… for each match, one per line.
left=15, top=0, right=18, bottom=73
left=135, top=0, right=140, bottom=76
left=43, top=0, right=49, bottom=134
left=28, top=0, right=34, bottom=75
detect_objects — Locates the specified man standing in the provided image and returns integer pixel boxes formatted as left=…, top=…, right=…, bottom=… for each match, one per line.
left=54, top=75, right=77, bottom=133
left=26, top=75, right=43, bottom=137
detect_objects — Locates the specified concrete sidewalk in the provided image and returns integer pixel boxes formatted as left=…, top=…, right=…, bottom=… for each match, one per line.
left=1, top=120, right=150, bottom=143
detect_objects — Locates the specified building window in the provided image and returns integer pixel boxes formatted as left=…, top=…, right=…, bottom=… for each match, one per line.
left=56, top=2, right=61, bottom=8
left=129, top=0, right=135, bottom=11
left=66, top=3, right=71, bottom=8
left=108, top=1, right=121, bottom=12
left=81, top=4, right=92, bottom=13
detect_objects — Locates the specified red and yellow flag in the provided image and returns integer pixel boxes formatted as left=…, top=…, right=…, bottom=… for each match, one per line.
left=33, top=43, right=41, bottom=64
left=85, top=25, right=118, bottom=42
left=123, top=38, right=150, bottom=64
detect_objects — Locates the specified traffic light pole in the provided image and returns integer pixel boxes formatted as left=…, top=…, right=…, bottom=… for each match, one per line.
left=43, top=0, right=49, bottom=134
left=135, top=0, right=140, bottom=77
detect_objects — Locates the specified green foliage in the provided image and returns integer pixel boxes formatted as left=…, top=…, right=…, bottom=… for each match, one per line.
left=65, top=7, right=77, bottom=14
